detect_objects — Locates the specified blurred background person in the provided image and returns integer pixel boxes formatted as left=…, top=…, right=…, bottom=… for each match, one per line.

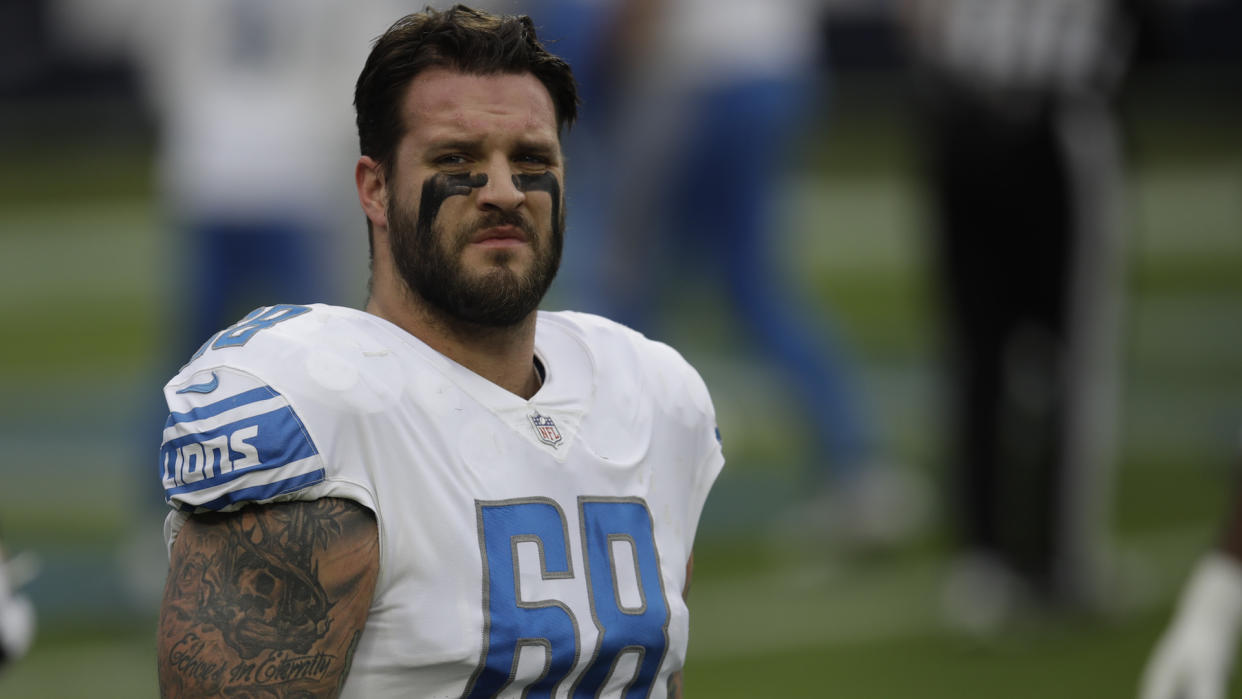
left=1138, top=3, right=1242, bottom=692
left=52, top=0, right=391, bottom=357
left=901, top=0, right=1144, bottom=632
left=530, top=0, right=931, bottom=550
left=49, top=0, right=405, bottom=604
left=0, top=539, right=35, bottom=673
left=1141, top=442, right=1242, bottom=699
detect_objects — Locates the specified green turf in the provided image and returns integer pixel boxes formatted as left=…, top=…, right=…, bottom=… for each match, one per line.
left=685, top=615, right=1168, bottom=699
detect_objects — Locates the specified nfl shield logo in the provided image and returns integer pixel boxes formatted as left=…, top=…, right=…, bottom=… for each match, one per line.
left=528, top=411, right=563, bottom=448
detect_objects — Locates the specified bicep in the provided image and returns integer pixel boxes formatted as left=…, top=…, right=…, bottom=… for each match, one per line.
left=158, top=497, right=379, bottom=698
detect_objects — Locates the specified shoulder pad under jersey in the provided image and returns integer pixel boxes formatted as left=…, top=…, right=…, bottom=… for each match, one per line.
left=160, top=304, right=325, bottom=512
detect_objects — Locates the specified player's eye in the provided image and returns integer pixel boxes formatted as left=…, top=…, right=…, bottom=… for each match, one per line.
left=514, top=153, right=551, bottom=169
left=435, top=154, right=469, bottom=167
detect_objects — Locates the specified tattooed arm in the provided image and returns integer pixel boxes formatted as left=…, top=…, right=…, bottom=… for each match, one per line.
left=158, top=498, right=379, bottom=698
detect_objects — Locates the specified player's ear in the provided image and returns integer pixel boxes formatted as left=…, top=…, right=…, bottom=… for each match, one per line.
left=356, top=156, right=389, bottom=230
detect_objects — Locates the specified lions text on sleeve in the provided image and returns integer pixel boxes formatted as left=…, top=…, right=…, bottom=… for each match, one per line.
left=160, top=304, right=724, bottom=698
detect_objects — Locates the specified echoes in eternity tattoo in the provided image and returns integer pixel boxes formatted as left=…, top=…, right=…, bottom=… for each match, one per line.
left=161, top=498, right=375, bottom=695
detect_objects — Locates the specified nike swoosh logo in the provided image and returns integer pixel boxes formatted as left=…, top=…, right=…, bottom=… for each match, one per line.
left=177, top=372, right=220, bottom=394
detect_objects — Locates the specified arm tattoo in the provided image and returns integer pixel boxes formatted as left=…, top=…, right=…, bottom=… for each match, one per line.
left=158, top=498, right=378, bottom=698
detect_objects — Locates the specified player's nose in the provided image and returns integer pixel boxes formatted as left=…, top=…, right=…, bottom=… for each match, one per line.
left=475, top=154, right=525, bottom=211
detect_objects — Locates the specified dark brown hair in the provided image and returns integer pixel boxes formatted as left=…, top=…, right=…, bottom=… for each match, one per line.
left=354, top=4, right=579, bottom=181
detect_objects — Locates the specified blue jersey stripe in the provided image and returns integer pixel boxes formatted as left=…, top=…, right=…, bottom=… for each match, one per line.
left=166, top=386, right=281, bottom=427
left=161, top=405, right=319, bottom=492
left=162, top=404, right=313, bottom=454
left=176, top=469, right=327, bottom=512
left=162, top=451, right=317, bottom=498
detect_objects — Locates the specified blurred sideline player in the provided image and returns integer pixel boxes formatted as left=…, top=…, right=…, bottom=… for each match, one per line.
left=536, top=0, right=930, bottom=549
left=50, top=0, right=405, bottom=351
left=901, top=0, right=1140, bottom=631
left=1141, top=439, right=1242, bottom=699
left=49, top=0, right=408, bottom=604
left=1139, top=5, right=1242, bottom=691
left=0, top=540, right=35, bottom=672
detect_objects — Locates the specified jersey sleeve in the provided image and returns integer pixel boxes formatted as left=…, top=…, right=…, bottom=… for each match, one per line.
left=673, top=352, right=726, bottom=543
left=160, top=365, right=327, bottom=513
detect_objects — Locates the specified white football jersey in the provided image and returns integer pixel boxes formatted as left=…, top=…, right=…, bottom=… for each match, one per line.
left=160, top=304, right=724, bottom=698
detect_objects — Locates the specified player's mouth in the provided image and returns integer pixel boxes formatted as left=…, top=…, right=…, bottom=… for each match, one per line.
left=471, top=225, right=529, bottom=248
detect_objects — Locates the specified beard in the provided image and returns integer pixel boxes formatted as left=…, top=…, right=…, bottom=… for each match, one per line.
left=386, top=191, right=563, bottom=328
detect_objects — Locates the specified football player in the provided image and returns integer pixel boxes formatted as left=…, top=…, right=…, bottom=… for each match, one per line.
left=155, top=5, right=723, bottom=698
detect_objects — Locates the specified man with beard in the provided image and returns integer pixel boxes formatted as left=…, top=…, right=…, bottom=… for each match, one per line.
left=154, top=6, right=723, bottom=698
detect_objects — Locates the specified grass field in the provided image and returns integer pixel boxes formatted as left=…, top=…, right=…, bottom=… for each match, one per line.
left=1, top=74, right=1241, bottom=697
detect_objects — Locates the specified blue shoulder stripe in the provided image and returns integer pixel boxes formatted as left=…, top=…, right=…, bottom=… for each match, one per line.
left=176, top=469, right=327, bottom=512
left=161, top=404, right=319, bottom=493
left=166, top=386, right=281, bottom=427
